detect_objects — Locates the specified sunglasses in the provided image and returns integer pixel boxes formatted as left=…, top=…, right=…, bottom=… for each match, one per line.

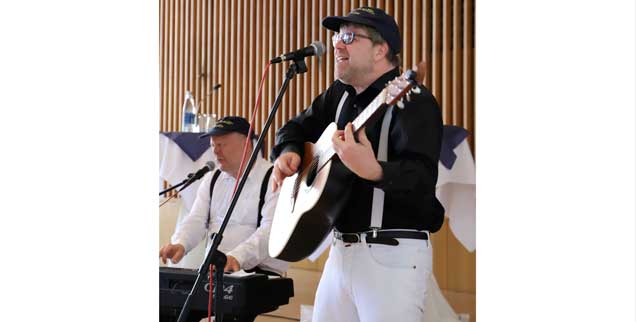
left=331, top=31, right=373, bottom=45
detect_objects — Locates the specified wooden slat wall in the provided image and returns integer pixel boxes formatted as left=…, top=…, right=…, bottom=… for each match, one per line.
left=159, top=0, right=475, bottom=295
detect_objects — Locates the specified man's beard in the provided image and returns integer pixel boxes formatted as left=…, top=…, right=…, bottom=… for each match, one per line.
left=335, top=59, right=373, bottom=86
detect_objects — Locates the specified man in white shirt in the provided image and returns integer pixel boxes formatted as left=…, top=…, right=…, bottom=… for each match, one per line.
left=160, top=116, right=288, bottom=276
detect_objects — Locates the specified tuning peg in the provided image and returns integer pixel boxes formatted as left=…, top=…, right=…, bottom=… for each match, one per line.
left=404, top=70, right=416, bottom=82
left=411, top=86, right=421, bottom=94
left=397, top=100, right=405, bottom=109
left=406, top=93, right=412, bottom=102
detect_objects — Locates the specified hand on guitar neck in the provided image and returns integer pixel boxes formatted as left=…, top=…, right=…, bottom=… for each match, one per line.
left=331, top=123, right=383, bottom=182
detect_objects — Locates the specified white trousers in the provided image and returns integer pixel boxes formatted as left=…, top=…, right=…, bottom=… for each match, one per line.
left=312, top=235, right=433, bottom=322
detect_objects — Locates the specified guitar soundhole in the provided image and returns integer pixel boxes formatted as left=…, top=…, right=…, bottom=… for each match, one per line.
left=305, top=159, right=319, bottom=187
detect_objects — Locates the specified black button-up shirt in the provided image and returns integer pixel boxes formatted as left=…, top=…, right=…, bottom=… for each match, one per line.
left=272, top=67, right=444, bottom=233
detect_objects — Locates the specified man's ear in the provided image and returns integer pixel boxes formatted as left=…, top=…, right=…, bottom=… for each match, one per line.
left=373, top=42, right=389, bottom=62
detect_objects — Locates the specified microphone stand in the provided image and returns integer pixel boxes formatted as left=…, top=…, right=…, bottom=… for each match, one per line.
left=176, top=58, right=308, bottom=322
left=159, top=176, right=192, bottom=196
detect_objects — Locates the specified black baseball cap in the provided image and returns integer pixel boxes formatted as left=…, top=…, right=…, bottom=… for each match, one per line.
left=322, top=7, right=401, bottom=55
left=199, top=116, right=253, bottom=139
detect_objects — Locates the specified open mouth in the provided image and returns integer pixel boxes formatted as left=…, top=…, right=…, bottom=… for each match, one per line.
left=336, top=57, right=349, bottom=63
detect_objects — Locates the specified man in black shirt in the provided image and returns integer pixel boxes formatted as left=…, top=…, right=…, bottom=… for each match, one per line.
left=271, top=7, right=444, bottom=322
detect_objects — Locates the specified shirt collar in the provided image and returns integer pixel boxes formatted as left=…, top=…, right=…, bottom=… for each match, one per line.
left=369, top=67, right=401, bottom=92
left=219, top=156, right=266, bottom=182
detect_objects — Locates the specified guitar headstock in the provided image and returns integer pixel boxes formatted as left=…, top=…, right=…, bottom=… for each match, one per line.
left=383, top=61, right=427, bottom=108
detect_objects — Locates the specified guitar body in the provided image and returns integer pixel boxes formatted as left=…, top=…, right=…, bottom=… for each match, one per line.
left=269, top=123, right=353, bottom=262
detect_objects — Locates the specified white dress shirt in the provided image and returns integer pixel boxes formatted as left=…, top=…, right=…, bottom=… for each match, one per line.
left=171, top=157, right=288, bottom=275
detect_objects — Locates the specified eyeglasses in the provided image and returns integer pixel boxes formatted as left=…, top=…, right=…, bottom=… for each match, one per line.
left=331, top=32, right=373, bottom=46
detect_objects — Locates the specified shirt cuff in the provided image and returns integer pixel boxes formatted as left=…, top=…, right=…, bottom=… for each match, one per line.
left=227, top=250, right=249, bottom=271
left=372, top=161, right=399, bottom=190
left=280, top=144, right=303, bottom=159
left=171, top=237, right=190, bottom=253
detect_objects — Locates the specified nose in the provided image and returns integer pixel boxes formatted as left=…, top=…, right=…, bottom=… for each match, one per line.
left=333, top=44, right=347, bottom=59
left=333, top=38, right=346, bottom=50
left=213, top=145, right=221, bottom=155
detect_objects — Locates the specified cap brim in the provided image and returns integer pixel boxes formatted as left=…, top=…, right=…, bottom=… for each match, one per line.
left=198, top=128, right=233, bottom=139
left=322, top=15, right=375, bottom=32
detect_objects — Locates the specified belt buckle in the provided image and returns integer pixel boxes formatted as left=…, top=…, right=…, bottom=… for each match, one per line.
left=335, top=231, right=360, bottom=243
left=343, top=233, right=360, bottom=243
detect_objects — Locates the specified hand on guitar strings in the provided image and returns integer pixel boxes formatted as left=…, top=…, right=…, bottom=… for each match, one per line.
left=272, top=152, right=301, bottom=192
left=332, top=123, right=383, bottom=182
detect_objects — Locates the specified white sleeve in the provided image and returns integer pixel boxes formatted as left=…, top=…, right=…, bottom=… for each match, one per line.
left=227, top=174, right=279, bottom=270
left=170, top=172, right=213, bottom=253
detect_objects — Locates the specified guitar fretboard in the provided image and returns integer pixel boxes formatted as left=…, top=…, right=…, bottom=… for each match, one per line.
left=351, top=90, right=387, bottom=132
left=313, top=72, right=415, bottom=173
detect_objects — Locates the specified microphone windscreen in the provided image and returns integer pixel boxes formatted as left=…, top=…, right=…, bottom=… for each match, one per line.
left=311, top=41, right=325, bottom=57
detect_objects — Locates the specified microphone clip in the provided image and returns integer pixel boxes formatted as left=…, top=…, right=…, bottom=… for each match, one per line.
left=290, top=58, right=308, bottom=74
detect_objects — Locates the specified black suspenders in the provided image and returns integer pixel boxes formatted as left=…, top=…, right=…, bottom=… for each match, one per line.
left=205, top=170, right=222, bottom=229
left=205, top=166, right=274, bottom=229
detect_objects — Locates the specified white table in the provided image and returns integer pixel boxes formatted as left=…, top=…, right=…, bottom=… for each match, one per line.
left=437, top=138, right=476, bottom=252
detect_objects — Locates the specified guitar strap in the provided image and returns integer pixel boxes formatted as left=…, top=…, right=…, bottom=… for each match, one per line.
left=334, top=91, right=349, bottom=126
left=334, top=90, right=393, bottom=232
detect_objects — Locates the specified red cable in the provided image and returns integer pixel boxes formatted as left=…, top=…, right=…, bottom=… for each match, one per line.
left=208, top=264, right=213, bottom=322
left=233, top=60, right=272, bottom=196
left=207, top=60, right=272, bottom=322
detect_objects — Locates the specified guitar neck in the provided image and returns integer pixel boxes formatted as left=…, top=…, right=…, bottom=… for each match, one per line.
left=313, top=89, right=389, bottom=170
left=313, top=71, right=416, bottom=170
left=351, top=89, right=388, bottom=133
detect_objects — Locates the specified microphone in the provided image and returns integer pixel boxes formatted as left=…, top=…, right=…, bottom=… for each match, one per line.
left=270, top=41, right=325, bottom=64
left=180, top=161, right=216, bottom=191
left=188, top=161, right=216, bottom=181
left=159, top=161, right=216, bottom=196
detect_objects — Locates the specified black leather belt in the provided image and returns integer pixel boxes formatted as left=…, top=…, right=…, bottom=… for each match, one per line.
left=334, top=230, right=429, bottom=246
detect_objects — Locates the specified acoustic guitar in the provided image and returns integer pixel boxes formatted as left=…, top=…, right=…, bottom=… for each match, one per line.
left=269, top=63, right=426, bottom=262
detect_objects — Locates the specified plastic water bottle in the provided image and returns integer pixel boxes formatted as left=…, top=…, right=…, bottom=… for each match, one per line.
left=181, top=90, right=199, bottom=132
left=198, top=113, right=217, bottom=132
